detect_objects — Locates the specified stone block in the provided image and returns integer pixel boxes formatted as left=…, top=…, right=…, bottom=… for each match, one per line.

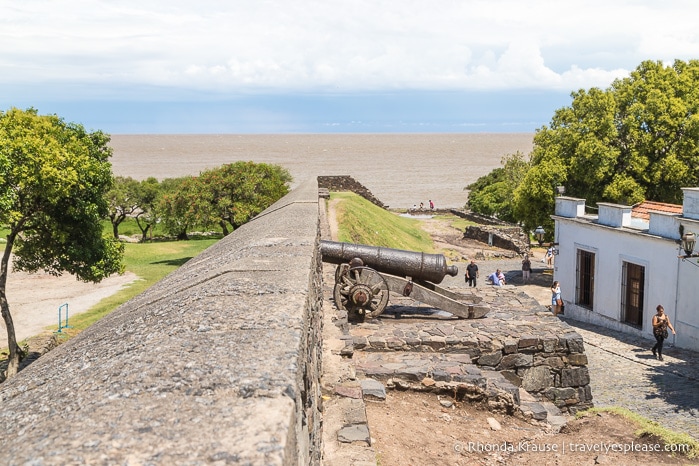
left=500, top=370, right=522, bottom=387
left=518, top=335, right=539, bottom=349
left=521, top=366, right=553, bottom=392
left=520, top=401, right=548, bottom=420
left=338, top=424, right=371, bottom=445
left=577, top=385, right=593, bottom=403
left=543, top=387, right=577, bottom=402
left=497, top=353, right=533, bottom=370
left=543, top=356, right=564, bottom=370
left=477, top=351, right=503, bottom=367
left=503, top=339, right=519, bottom=354
left=567, top=353, right=588, bottom=366
left=542, top=337, right=558, bottom=353
left=360, top=379, right=386, bottom=400
left=560, top=333, right=585, bottom=353
left=561, top=367, right=590, bottom=387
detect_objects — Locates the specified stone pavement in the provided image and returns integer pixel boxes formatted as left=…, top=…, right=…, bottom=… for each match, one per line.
left=565, top=318, right=699, bottom=441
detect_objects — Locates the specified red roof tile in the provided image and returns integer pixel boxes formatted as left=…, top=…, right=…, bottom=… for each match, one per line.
left=631, top=201, right=683, bottom=220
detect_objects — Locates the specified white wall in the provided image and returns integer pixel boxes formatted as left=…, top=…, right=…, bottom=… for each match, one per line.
left=554, top=218, right=696, bottom=349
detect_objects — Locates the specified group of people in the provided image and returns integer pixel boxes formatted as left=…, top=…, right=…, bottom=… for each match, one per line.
left=467, top=260, right=678, bottom=362
left=411, top=200, right=435, bottom=211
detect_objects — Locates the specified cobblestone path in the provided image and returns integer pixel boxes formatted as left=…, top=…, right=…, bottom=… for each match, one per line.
left=568, top=320, right=699, bottom=441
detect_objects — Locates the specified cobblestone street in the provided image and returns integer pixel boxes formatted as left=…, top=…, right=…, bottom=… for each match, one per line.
left=569, top=319, right=699, bottom=440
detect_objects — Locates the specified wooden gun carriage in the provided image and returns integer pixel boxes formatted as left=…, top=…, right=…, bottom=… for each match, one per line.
left=320, top=240, right=489, bottom=321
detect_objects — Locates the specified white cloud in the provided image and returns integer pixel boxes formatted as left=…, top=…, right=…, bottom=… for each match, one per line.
left=2, top=0, right=699, bottom=98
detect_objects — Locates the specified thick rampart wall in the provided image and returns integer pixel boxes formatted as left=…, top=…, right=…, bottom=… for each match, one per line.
left=0, top=179, right=324, bottom=465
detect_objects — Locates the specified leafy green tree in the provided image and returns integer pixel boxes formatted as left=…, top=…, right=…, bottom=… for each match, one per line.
left=198, top=162, right=292, bottom=235
left=466, top=152, right=529, bottom=222
left=513, top=59, right=699, bottom=234
left=133, top=177, right=161, bottom=242
left=0, top=108, right=124, bottom=378
left=106, top=176, right=141, bottom=239
left=158, top=176, right=205, bottom=240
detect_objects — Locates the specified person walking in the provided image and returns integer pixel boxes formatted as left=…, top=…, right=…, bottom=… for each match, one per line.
left=465, top=260, right=479, bottom=287
left=651, top=305, right=676, bottom=361
left=551, top=281, right=562, bottom=316
left=521, top=254, right=531, bottom=283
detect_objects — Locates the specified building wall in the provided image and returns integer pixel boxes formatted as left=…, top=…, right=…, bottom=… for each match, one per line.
left=554, top=215, right=699, bottom=352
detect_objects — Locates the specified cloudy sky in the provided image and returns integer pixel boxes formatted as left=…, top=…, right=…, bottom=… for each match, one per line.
left=2, top=0, right=699, bottom=133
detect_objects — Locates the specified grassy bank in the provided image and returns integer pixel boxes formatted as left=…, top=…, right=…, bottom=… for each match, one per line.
left=331, top=192, right=435, bottom=251
left=577, top=407, right=699, bottom=459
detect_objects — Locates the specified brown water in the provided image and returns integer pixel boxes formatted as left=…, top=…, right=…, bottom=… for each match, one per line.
left=108, top=133, right=533, bottom=209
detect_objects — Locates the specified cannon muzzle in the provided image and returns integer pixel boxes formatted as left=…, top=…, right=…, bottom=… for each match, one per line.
left=320, top=240, right=457, bottom=284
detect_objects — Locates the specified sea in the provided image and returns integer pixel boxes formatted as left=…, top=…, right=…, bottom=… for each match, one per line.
left=108, top=133, right=534, bottom=209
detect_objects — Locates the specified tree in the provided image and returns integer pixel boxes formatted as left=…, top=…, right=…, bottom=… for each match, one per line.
left=106, top=176, right=141, bottom=239
left=466, top=152, right=529, bottom=223
left=158, top=176, right=206, bottom=240
left=511, top=59, right=699, bottom=233
left=0, top=108, right=124, bottom=378
left=198, top=162, right=292, bottom=235
left=133, top=177, right=161, bottom=242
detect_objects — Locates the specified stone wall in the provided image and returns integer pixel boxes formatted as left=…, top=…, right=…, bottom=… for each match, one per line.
left=463, top=225, right=531, bottom=255
left=317, top=175, right=387, bottom=209
left=0, top=179, right=324, bottom=465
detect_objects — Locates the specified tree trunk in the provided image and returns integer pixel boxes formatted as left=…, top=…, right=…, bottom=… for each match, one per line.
left=140, top=224, right=151, bottom=243
left=0, top=231, right=21, bottom=379
left=112, top=222, right=120, bottom=239
left=219, top=220, right=229, bottom=236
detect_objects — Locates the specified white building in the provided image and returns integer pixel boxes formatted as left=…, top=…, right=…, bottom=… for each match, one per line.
left=553, top=188, right=699, bottom=352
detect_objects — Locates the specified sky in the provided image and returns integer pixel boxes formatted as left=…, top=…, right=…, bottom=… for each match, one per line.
left=2, top=0, right=699, bottom=134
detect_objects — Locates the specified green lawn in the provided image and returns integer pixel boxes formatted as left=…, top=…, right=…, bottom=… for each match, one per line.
left=32, top=236, right=220, bottom=340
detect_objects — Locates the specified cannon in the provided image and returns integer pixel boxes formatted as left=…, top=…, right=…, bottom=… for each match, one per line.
left=320, top=240, right=489, bottom=321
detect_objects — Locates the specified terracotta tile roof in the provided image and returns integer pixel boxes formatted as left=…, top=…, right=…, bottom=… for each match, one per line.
left=631, top=201, right=683, bottom=220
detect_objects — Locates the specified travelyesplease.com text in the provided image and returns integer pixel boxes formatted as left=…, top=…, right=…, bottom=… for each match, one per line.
left=455, top=440, right=691, bottom=455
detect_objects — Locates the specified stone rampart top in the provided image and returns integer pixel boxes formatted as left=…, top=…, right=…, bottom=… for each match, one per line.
left=0, top=179, right=322, bottom=465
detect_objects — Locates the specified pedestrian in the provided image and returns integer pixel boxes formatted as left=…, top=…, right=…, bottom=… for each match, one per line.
left=419, top=202, right=424, bottom=210
left=545, top=246, right=554, bottom=268
left=429, top=199, right=434, bottom=210
left=551, top=281, right=562, bottom=316
left=521, top=254, right=531, bottom=283
left=465, top=260, right=479, bottom=287
left=651, top=304, right=676, bottom=361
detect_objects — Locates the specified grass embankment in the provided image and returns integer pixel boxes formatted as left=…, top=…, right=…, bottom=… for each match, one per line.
left=577, top=407, right=699, bottom=459
left=331, top=192, right=435, bottom=251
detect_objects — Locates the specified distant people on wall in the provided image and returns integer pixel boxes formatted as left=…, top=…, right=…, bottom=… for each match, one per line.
left=651, top=304, right=676, bottom=361
left=551, top=281, right=562, bottom=316
left=465, top=260, right=479, bottom=287
left=429, top=199, right=434, bottom=210
left=521, top=254, right=531, bottom=283
left=420, top=202, right=424, bottom=210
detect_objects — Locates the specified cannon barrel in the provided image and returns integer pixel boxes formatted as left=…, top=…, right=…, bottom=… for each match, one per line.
left=320, top=240, right=458, bottom=284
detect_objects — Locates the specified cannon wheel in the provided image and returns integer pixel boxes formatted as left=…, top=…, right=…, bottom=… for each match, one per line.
left=333, top=265, right=390, bottom=320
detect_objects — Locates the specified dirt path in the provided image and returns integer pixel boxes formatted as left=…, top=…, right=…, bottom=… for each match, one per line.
left=0, top=267, right=138, bottom=348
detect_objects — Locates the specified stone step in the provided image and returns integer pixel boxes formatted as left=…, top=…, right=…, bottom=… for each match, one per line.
left=353, top=351, right=567, bottom=428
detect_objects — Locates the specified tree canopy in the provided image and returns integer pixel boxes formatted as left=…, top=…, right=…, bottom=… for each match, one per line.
left=0, top=108, right=124, bottom=378
left=468, top=59, right=699, bottom=236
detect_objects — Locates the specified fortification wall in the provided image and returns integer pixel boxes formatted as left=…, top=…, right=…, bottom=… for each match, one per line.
left=0, top=179, right=324, bottom=465
left=317, top=175, right=387, bottom=209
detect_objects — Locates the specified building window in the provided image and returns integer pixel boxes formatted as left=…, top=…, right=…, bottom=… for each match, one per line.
left=621, top=262, right=645, bottom=327
left=576, top=249, right=595, bottom=309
